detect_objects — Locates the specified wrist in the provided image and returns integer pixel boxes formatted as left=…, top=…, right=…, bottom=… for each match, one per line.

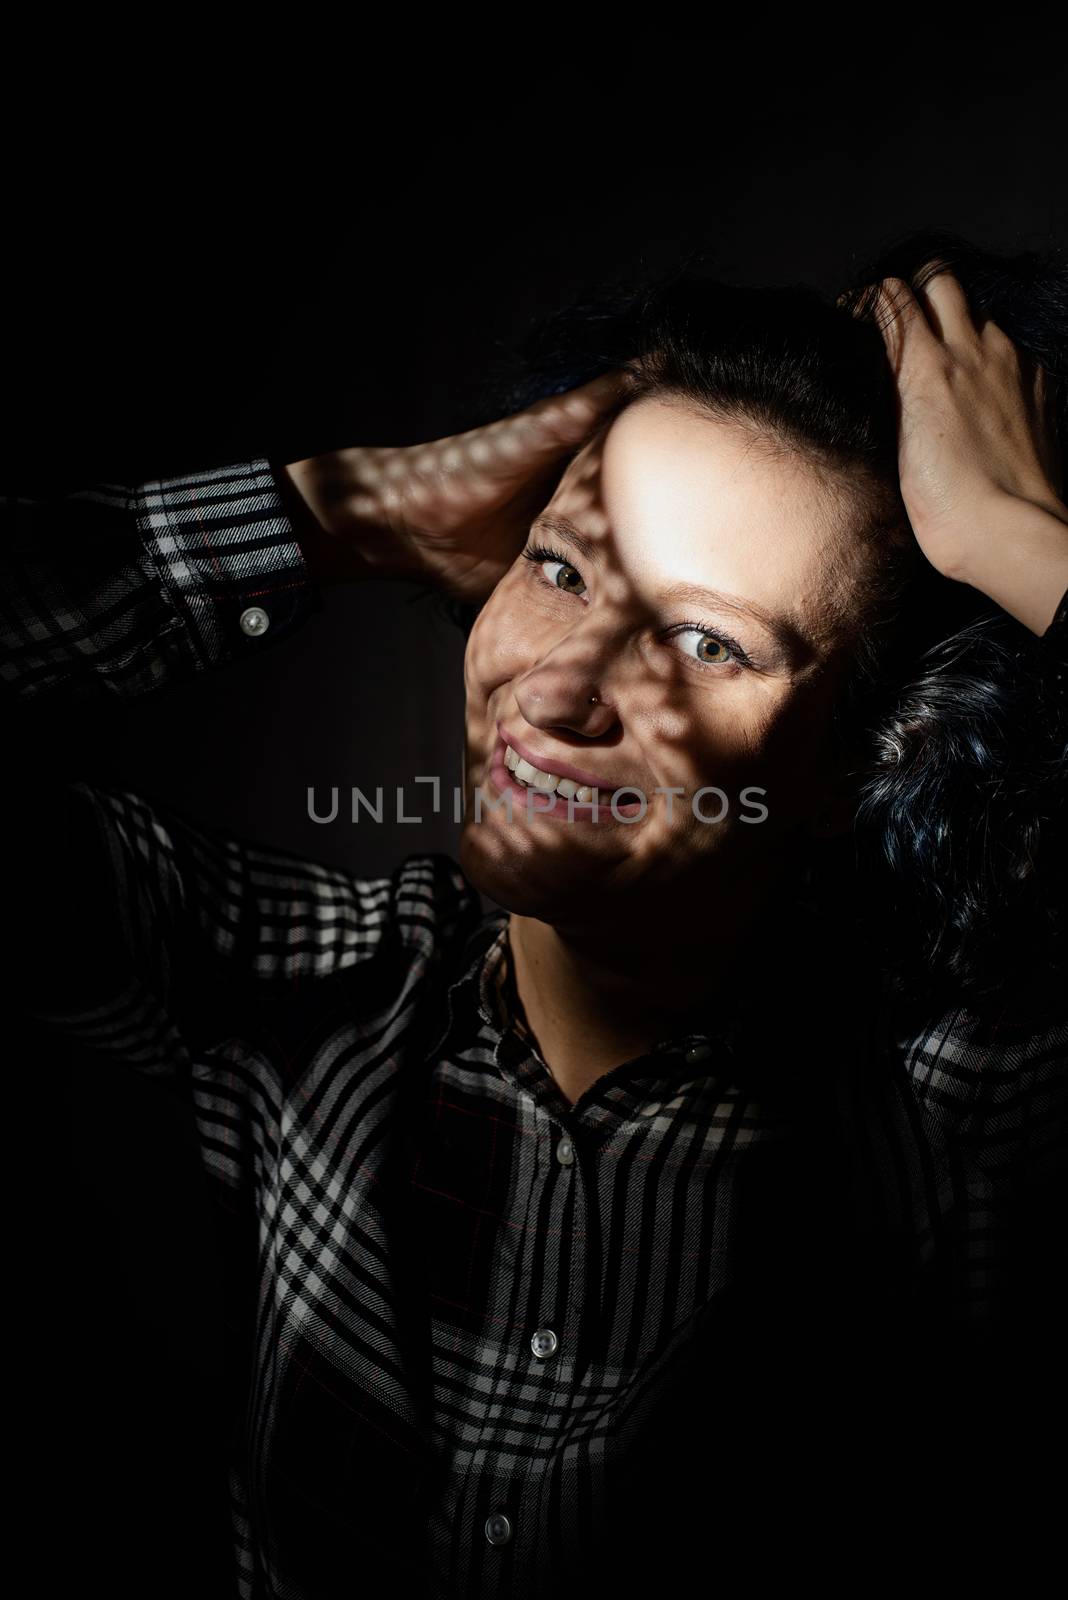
left=954, top=492, right=1068, bottom=636
left=271, top=452, right=414, bottom=586
left=269, top=458, right=350, bottom=586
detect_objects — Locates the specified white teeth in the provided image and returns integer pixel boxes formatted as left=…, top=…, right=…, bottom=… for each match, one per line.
left=514, top=756, right=557, bottom=790
left=505, top=744, right=603, bottom=804
left=508, top=746, right=560, bottom=792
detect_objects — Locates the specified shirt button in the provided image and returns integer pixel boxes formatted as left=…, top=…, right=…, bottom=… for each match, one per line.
left=485, top=1512, right=512, bottom=1546
left=555, top=1136, right=574, bottom=1165
left=683, top=1042, right=713, bottom=1064
left=531, top=1327, right=558, bottom=1359
left=239, top=605, right=270, bottom=637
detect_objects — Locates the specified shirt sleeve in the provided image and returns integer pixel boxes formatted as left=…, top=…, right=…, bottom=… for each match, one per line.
left=5, top=771, right=476, bottom=1196
left=891, top=999, right=1068, bottom=1330
left=0, top=457, right=323, bottom=705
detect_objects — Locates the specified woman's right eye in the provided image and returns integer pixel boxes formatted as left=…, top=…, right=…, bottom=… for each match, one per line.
left=522, top=543, right=588, bottom=597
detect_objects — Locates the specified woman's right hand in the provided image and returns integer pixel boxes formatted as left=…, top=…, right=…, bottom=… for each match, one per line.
left=277, top=369, right=637, bottom=605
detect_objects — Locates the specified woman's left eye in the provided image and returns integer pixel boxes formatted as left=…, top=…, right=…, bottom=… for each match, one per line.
left=671, top=627, right=737, bottom=668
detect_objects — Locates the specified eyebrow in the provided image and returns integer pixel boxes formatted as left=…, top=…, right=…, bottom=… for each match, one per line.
left=530, top=511, right=817, bottom=668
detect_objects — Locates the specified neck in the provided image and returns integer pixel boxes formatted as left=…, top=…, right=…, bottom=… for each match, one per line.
left=506, top=892, right=780, bottom=1106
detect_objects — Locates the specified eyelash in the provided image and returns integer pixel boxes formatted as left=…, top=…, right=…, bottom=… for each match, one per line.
left=520, top=542, right=754, bottom=671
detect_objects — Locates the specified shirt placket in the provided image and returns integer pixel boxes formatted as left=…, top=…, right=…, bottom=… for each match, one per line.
left=459, top=1032, right=594, bottom=1596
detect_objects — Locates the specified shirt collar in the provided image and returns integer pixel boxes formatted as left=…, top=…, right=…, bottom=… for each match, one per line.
left=419, top=906, right=509, bottom=1063
left=471, top=914, right=750, bottom=1061
left=423, top=884, right=883, bottom=1132
left=421, top=905, right=739, bottom=1072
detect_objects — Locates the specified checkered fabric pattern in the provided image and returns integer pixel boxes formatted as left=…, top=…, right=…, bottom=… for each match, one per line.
left=2, top=459, right=1066, bottom=1597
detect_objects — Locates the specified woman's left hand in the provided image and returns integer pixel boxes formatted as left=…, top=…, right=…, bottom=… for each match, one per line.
left=850, top=268, right=1068, bottom=635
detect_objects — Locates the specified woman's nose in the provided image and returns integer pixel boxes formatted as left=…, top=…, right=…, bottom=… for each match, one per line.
left=514, top=657, right=618, bottom=737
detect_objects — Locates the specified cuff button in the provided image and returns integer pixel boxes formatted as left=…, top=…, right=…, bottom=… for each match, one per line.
left=239, top=605, right=270, bottom=637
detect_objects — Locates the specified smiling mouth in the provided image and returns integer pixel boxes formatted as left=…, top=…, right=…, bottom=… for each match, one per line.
left=496, top=720, right=639, bottom=794
left=486, top=736, right=644, bottom=821
left=503, top=742, right=611, bottom=805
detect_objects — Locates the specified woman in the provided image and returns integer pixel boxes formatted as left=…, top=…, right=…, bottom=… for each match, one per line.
left=4, top=226, right=1066, bottom=1597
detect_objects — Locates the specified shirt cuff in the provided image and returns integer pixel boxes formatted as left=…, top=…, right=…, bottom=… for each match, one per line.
left=134, top=457, right=323, bottom=673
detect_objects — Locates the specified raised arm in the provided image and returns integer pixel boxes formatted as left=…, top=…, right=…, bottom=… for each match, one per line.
left=0, top=453, right=438, bottom=1161
left=0, top=374, right=635, bottom=1188
left=846, top=267, right=1068, bottom=639
left=846, top=266, right=1068, bottom=1342
left=1, top=369, right=635, bottom=708
left=0, top=458, right=322, bottom=707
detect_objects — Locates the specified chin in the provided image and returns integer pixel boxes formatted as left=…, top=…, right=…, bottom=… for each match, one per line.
left=458, top=826, right=545, bottom=916
left=458, top=822, right=601, bottom=922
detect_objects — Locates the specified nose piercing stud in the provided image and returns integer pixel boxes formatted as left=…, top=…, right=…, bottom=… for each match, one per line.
left=588, top=695, right=599, bottom=705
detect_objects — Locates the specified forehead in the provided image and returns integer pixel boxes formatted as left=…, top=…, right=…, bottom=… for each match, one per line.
left=554, top=396, right=863, bottom=646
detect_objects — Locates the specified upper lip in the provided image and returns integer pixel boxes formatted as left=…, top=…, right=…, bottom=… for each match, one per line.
left=496, top=721, right=634, bottom=792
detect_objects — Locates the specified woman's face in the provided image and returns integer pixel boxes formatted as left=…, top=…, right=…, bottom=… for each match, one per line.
left=459, top=395, right=875, bottom=935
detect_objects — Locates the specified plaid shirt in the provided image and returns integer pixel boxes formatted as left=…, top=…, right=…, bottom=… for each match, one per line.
left=2, top=458, right=1067, bottom=1597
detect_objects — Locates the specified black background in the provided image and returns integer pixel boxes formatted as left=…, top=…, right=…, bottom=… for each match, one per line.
left=7, top=33, right=1066, bottom=1596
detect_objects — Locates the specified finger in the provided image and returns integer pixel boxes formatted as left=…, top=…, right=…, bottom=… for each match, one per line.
left=867, top=276, right=939, bottom=375
left=911, top=265, right=981, bottom=346
left=531, top=369, right=639, bottom=438
left=479, top=367, right=637, bottom=464
left=1021, top=356, right=1062, bottom=490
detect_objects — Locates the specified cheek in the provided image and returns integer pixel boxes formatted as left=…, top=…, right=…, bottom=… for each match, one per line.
left=464, top=583, right=548, bottom=696
left=719, top=693, right=840, bottom=838
left=637, top=698, right=781, bottom=793
left=758, top=676, right=841, bottom=776
left=636, top=690, right=832, bottom=835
